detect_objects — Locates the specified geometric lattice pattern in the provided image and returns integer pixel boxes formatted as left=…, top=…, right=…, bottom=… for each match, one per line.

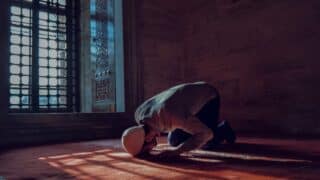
left=9, top=4, right=33, bottom=110
left=9, top=0, right=78, bottom=112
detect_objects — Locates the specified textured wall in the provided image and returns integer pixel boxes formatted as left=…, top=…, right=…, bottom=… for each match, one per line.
left=182, top=0, right=320, bottom=135
left=136, top=0, right=320, bottom=136
left=135, top=0, right=185, bottom=98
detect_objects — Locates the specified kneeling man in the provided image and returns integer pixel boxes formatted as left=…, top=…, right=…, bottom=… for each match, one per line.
left=122, top=81, right=236, bottom=157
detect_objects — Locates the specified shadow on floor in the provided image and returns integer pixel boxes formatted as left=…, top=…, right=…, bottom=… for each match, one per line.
left=142, top=142, right=319, bottom=168
left=205, top=142, right=319, bottom=161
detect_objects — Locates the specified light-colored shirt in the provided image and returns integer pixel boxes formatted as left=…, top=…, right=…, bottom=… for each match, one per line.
left=135, top=81, right=219, bottom=153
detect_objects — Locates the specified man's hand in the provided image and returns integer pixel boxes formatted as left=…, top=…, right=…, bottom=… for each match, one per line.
left=156, top=149, right=179, bottom=158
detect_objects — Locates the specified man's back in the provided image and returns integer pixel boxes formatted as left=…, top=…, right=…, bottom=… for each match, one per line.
left=135, top=81, right=218, bottom=132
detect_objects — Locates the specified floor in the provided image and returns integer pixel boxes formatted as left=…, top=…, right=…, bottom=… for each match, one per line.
left=0, top=137, right=319, bottom=180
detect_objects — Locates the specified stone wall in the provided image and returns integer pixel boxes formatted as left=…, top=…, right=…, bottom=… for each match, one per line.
left=182, top=0, right=320, bottom=135
left=136, top=0, right=320, bottom=136
left=135, top=0, right=185, bottom=99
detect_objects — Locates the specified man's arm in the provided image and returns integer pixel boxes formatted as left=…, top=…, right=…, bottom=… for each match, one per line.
left=164, top=116, right=213, bottom=156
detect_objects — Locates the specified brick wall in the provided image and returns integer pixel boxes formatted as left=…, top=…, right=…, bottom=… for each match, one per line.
left=182, top=0, right=320, bottom=135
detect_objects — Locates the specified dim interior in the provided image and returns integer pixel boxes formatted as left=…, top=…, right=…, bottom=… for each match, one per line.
left=0, top=0, right=319, bottom=179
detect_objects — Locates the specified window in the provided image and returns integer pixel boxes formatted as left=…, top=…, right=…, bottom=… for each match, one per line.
left=80, top=0, right=125, bottom=113
left=9, top=0, right=78, bottom=112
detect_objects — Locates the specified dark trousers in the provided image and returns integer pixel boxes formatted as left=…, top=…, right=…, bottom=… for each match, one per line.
left=168, top=95, right=221, bottom=147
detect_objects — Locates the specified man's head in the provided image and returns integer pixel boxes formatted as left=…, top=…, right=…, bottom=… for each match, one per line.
left=121, top=124, right=159, bottom=156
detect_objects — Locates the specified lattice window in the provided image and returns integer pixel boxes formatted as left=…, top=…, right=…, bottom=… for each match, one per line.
left=9, top=0, right=79, bottom=112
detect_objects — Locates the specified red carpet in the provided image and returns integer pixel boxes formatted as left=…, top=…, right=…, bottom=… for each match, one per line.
left=0, top=137, right=319, bottom=179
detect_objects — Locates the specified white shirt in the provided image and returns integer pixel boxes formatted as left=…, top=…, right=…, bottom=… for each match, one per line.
left=135, top=81, right=219, bottom=153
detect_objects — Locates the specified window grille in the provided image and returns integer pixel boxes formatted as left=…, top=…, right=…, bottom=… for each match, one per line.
left=9, top=0, right=79, bottom=112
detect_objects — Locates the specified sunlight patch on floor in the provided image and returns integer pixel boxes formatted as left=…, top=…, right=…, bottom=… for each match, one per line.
left=38, top=147, right=296, bottom=180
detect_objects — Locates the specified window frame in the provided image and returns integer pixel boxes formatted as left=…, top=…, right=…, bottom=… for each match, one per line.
left=0, top=0, right=142, bottom=127
left=0, top=0, right=10, bottom=119
left=0, top=0, right=142, bottom=148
